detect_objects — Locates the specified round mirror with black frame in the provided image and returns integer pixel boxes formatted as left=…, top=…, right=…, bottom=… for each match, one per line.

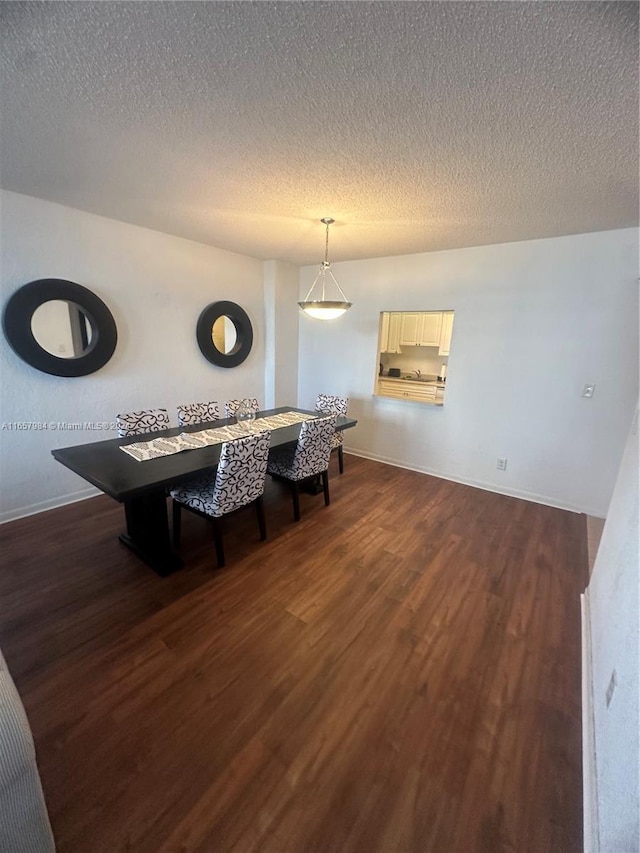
left=197, top=301, right=253, bottom=368
left=2, top=278, right=118, bottom=377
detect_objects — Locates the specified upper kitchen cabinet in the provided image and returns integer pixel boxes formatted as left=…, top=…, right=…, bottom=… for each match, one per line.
left=399, top=312, right=443, bottom=347
left=438, top=311, right=454, bottom=355
left=380, top=311, right=402, bottom=353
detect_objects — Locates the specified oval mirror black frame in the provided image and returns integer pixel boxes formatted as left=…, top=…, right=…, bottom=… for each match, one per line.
left=196, top=301, right=253, bottom=368
left=2, top=278, right=118, bottom=377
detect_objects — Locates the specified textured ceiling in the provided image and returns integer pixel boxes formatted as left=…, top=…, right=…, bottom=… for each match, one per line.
left=1, top=1, right=638, bottom=265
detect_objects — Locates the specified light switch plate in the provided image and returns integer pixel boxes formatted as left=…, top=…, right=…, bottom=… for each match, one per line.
left=581, top=384, right=595, bottom=398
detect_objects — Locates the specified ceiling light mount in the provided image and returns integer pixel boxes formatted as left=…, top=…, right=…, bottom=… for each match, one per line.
left=298, top=217, right=352, bottom=320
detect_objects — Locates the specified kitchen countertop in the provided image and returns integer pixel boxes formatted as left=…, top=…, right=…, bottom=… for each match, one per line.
left=379, top=376, right=446, bottom=388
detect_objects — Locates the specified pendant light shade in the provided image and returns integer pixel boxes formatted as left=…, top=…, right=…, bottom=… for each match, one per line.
left=299, top=218, right=352, bottom=320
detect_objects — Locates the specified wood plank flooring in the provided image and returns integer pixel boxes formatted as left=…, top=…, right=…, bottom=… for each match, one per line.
left=0, top=455, right=588, bottom=852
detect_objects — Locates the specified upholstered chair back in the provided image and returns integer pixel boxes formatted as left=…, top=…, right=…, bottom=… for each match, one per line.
left=211, top=432, right=270, bottom=515
left=315, top=394, right=348, bottom=417
left=274, top=415, right=335, bottom=481
left=177, top=401, right=220, bottom=427
left=315, top=395, right=348, bottom=449
left=171, top=431, right=271, bottom=518
left=225, top=398, right=260, bottom=419
left=170, top=431, right=271, bottom=567
left=116, top=408, right=170, bottom=438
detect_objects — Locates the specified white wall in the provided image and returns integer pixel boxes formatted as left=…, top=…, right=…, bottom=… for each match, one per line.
left=2, top=192, right=637, bottom=521
left=0, top=190, right=266, bottom=520
left=586, top=406, right=639, bottom=852
left=263, top=260, right=299, bottom=409
left=298, top=229, right=639, bottom=515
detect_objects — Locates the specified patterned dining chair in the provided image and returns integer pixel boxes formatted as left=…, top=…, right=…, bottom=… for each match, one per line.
left=169, top=431, right=271, bottom=568
left=315, top=394, right=349, bottom=474
left=266, top=415, right=336, bottom=521
left=116, top=408, right=171, bottom=438
left=176, top=401, right=220, bottom=427
left=225, top=398, right=260, bottom=419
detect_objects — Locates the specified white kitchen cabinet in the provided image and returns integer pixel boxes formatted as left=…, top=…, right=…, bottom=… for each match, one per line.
left=438, top=311, right=454, bottom=355
left=380, top=312, right=389, bottom=351
left=380, top=312, right=402, bottom=353
left=399, top=313, right=421, bottom=346
left=399, top=312, right=442, bottom=347
left=377, top=378, right=442, bottom=404
left=418, top=312, right=443, bottom=346
left=389, top=312, right=402, bottom=352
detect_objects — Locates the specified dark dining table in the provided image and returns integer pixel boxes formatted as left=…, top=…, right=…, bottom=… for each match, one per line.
left=52, top=406, right=357, bottom=575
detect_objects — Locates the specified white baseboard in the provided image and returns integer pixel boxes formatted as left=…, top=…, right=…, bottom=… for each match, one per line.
left=0, top=487, right=101, bottom=524
left=344, top=446, right=592, bottom=514
left=2, top=447, right=593, bottom=523
left=581, top=590, right=599, bottom=853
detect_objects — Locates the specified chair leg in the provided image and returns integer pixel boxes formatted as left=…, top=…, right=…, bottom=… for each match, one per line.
left=292, top=482, right=301, bottom=522
left=338, top=445, right=344, bottom=474
left=211, top=517, right=225, bottom=568
left=172, top=500, right=182, bottom=546
left=322, top=470, right=330, bottom=506
left=255, top=496, right=267, bottom=541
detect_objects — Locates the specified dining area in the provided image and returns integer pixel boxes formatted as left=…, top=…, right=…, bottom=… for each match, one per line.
left=1, top=274, right=357, bottom=577
left=52, top=397, right=357, bottom=576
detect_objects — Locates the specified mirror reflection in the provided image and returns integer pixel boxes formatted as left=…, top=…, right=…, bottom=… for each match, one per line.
left=212, top=315, right=237, bottom=354
left=30, top=300, right=93, bottom=359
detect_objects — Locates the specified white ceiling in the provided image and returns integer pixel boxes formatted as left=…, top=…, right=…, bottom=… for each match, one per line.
left=1, top=1, right=638, bottom=265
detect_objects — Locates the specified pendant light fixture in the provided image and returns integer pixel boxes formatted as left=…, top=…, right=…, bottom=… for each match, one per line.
left=298, top=217, right=352, bottom=320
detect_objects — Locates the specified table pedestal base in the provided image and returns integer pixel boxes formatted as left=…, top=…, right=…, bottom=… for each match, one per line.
left=120, top=492, right=182, bottom=576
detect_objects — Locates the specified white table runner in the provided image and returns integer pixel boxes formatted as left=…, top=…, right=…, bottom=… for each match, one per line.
left=119, top=410, right=316, bottom=462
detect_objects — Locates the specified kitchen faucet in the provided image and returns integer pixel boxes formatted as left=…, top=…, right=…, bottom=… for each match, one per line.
left=413, top=369, right=421, bottom=379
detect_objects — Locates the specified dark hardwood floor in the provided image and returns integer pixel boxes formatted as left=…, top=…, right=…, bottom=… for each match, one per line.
left=0, top=455, right=588, bottom=852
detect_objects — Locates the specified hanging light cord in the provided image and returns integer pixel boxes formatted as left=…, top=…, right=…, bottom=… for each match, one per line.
left=302, top=218, right=351, bottom=303
left=323, top=219, right=330, bottom=266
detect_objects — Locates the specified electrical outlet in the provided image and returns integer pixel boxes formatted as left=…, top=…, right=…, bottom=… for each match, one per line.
left=582, top=384, right=595, bottom=398
left=606, top=669, right=617, bottom=708
left=496, top=457, right=507, bottom=471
